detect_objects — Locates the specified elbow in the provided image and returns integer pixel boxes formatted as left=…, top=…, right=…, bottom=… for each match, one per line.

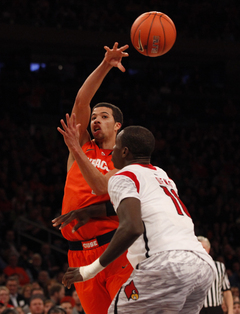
left=126, top=223, right=144, bottom=240
left=92, top=187, right=108, bottom=196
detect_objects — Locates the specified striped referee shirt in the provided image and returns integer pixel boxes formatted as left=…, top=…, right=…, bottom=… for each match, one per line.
left=203, top=260, right=231, bottom=307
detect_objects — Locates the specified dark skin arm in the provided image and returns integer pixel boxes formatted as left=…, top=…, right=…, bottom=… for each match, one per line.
left=52, top=202, right=109, bottom=232
left=62, top=197, right=143, bottom=288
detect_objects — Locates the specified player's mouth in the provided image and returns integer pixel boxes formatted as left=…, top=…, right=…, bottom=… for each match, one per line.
left=93, top=126, right=101, bottom=135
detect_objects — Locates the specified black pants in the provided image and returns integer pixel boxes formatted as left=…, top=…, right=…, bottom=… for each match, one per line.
left=200, top=306, right=224, bottom=314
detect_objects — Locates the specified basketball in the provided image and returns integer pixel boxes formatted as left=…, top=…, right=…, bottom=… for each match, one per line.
left=130, top=11, right=177, bottom=57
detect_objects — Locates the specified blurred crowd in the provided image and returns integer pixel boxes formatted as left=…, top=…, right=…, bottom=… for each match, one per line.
left=0, top=54, right=240, bottom=286
left=0, top=0, right=240, bottom=313
left=0, top=0, right=239, bottom=41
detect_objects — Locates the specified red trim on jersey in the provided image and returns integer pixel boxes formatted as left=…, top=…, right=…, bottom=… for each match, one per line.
left=134, top=163, right=157, bottom=170
left=115, top=171, right=140, bottom=193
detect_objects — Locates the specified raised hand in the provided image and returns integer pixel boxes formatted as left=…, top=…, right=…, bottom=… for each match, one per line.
left=104, top=42, right=129, bottom=72
left=57, top=113, right=80, bottom=153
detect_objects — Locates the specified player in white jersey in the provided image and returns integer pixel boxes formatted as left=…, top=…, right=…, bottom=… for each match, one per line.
left=61, top=125, right=217, bottom=314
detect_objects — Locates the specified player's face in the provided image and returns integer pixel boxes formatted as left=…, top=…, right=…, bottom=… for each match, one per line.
left=112, top=131, right=125, bottom=169
left=90, top=107, right=120, bottom=142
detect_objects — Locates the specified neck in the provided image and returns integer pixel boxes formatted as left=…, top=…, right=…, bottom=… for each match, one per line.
left=96, top=138, right=115, bottom=150
left=125, top=157, right=151, bottom=166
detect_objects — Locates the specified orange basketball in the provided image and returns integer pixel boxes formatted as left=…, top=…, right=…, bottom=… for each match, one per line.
left=130, top=11, right=177, bottom=57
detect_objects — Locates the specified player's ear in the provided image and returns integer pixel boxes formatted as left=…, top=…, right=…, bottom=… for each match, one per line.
left=122, top=146, right=129, bottom=158
left=114, top=122, right=122, bottom=132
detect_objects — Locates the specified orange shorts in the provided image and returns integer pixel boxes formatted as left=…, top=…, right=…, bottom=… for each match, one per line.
left=68, top=242, right=133, bottom=314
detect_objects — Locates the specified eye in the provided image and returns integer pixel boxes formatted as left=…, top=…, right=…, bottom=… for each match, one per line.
left=102, top=115, right=108, bottom=119
left=91, top=116, right=96, bottom=121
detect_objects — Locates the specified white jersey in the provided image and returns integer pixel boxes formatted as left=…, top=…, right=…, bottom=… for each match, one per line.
left=108, top=163, right=216, bottom=272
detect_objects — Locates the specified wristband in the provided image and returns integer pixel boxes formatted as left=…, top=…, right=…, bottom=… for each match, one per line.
left=79, top=258, right=105, bottom=281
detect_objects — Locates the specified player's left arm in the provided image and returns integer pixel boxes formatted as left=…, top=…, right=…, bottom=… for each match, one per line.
left=223, top=290, right=234, bottom=314
left=62, top=197, right=143, bottom=288
left=58, top=113, right=118, bottom=195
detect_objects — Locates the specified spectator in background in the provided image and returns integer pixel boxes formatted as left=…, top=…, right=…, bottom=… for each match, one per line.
left=5, top=276, right=26, bottom=308
left=37, top=271, right=50, bottom=297
left=40, top=245, right=59, bottom=278
left=59, top=297, right=74, bottom=314
left=71, top=291, right=84, bottom=314
left=48, top=284, right=65, bottom=306
left=233, top=299, right=240, bottom=314
left=47, top=306, right=66, bottom=314
left=4, top=254, right=30, bottom=286
left=31, top=289, right=45, bottom=297
left=1, top=309, right=18, bottom=314
left=229, top=262, right=240, bottom=290
left=43, top=300, right=54, bottom=314
left=28, top=254, right=43, bottom=282
left=232, top=287, right=240, bottom=299
left=21, top=284, right=32, bottom=306
left=198, top=236, right=233, bottom=314
left=0, top=286, right=14, bottom=311
left=28, top=295, right=45, bottom=314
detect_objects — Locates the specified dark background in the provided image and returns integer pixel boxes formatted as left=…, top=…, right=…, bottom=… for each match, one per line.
left=0, top=0, right=240, bottom=288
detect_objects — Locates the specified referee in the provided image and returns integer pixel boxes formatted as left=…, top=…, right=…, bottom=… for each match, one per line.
left=198, top=236, right=233, bottom=314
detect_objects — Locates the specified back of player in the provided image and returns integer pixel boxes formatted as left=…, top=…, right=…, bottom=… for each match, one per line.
left=111, top=164, right=213, bottom=268
left=108, top=163, right=216, bottom=313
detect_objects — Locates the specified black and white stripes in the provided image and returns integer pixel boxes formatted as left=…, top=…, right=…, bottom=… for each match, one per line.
left=202, top=260, right=231, bottom=308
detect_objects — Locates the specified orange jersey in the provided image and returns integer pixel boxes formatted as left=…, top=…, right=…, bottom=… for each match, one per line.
left=61, top=140, right=119, bottom=241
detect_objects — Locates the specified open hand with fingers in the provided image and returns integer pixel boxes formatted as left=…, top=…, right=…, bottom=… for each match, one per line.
left=57, top=113, right=80, bottom=153
left=104, top=42, right=129, bottom=72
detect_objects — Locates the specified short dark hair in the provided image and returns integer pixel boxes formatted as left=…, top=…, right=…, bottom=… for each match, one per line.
left=92, top=102, right=123, bottom=125
left=120, top=126, right=155, bottom=158
left=1, top=309, right=18, bottom=314
left=6, top=276, right=19, bottom=284
left=49, top=283, right=64, bottom=296
left=48, top=306, right=67, bottom=314
left=30, top=294, right=45, bottom=304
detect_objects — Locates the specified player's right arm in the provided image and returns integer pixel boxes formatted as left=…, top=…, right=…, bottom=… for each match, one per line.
left=67, top=42, right=129, bottom=170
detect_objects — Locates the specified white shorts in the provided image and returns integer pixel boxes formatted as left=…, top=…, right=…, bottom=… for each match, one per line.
left=108, top=250, right=215, bottom=314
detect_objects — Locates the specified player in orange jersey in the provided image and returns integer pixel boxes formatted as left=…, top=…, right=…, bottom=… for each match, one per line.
left=52, top=42, right=133, bottom=314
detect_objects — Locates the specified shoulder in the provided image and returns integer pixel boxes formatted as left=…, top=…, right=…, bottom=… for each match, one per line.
left=82, top=140, right=95, bottom=150
left=214, top=260, right=227, bottom=274
left=109, top=166, right=140, bottom=192
left=214, top=260, right=225, bottom=267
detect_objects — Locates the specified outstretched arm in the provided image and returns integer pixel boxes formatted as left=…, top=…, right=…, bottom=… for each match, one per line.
left=62, top=197, right=143, bottom=288
left=71, top=42, right=129, bottom=148
left=52, top=201, right=116, bottom=232
left=58, top=113, right=119, bottom=194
